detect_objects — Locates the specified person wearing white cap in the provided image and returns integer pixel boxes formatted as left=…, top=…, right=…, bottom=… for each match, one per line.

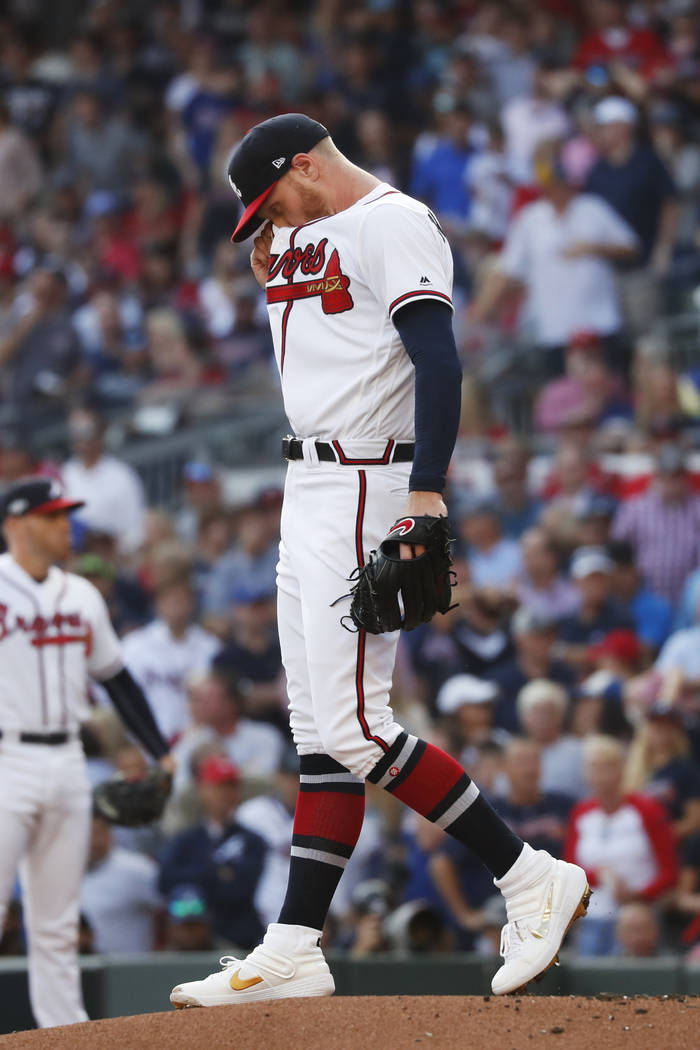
left=586, top=94, right=679, bottom=333
left=556, top=545, right=633, bottom=665
left=436, top=673, right=511, bottom=769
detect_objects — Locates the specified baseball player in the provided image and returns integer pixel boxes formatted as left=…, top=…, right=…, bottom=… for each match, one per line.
left=0, top=477, right=173, bottom=1027
left=171, top=114, right=589, bottom=1008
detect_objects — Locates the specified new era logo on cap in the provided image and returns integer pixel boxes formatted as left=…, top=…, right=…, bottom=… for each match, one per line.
left=271, top=157, right=286, bottom=169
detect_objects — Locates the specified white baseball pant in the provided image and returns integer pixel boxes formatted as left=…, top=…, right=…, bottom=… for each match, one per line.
left=277, top=445, right=411, bottom=779
left=0, top=738, right=91, bottom=1027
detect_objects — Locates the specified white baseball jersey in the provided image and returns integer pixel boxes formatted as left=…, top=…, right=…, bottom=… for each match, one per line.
left=121, top=619, right=221, bottom=742
left=0, top=553, right=123, bottom=732
left=265, top=183, right=453, bottom=442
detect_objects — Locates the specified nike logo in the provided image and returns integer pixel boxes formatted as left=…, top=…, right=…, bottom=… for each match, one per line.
left=230, top=970, right=263, bottom=991
left=529, top=882, right=554, bottom=940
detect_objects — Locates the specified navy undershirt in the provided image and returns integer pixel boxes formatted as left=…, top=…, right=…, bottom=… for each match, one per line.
left=102, top=666, right=169, bottom=759
left=393, top=299, right=462, bottom=493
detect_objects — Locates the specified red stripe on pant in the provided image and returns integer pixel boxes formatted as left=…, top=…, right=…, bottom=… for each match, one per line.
left=293, top=789, right=365, bottom=848
left=389, top=742, right=465, bottom=815
left=353, top=469, right=389, bottom=753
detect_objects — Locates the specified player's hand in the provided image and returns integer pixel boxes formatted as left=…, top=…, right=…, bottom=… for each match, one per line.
left=158, top=753, right=176, bottom=777
left=399, top=491, right=447, bottom=560
left=250, top=222, right=274, bottom=289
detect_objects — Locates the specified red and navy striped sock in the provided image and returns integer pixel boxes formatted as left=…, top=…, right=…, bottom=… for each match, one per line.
left=277, top=754, right=365, bottom=930
left=367, top=731, right=523, bottom=879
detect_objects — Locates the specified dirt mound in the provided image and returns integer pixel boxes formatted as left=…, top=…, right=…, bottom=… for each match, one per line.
left=0, top=994, right=696, bottom=1050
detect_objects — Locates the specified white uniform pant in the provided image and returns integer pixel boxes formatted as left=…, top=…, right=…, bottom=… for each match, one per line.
left=278, top=453, right=410, bottom=779
left=0, top=739, right=91, bottom=1027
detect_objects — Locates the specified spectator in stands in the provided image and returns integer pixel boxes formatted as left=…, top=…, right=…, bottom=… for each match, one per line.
left=74, top=552, right=152, bottom=637
left=515, top=526, right=580, bottom=620
left=61, top=88, right=145, bottom=193
left=573, top=491, right=618, bottom=549
left=607, top=539, right=673, bottom=655
left=171, top=670, right=285, bottom=793
left=490, top=438, right=542, bottom=539
left=158, top=756, right=266, bottom=950
left=493, top=738, right=574, bottom=858
left=62, top=405, right=147, bottom=555
left=500, top=60, right=570, bottom=183
left=586, top=96, right=678, bottom=332
left=202, top=487, right=281, bottom=618
left=624, top=706, right=700, bottom=842
left=471, top=138, right=638, bottom=377
left=213, top=583, right=284, bottom=730
left=489, top=608, right=577, bottom=733
left=81, top=812, right=162, bottom=954
left=611, top=444, right=700, bottom=606
left=121, top=573, right=220, bottom=744
left=649, top=101, right=700, bottom=252
left=557, top=546, right=633, bottom=664
left=458, top=495, right=522, bottom=589
left=435, top=673, right=510, bottom=768
left=565, top=734, right=678, bottom=956
left=517, top=679, right=587, bottom=799
left=175, top=460, right=223, bottom=547
left=164, top=885, right=214, bottom=952
left=410, top=103, right=476, bottom=233
left=615, top=902, right=661, bottom=958
left=0, top=99, right=42, bottom=219
left=576, top=629, right=642, bottom=739
left=0, top=265, right=83, bottom=417
left=573, top=0, right=669, bottom=83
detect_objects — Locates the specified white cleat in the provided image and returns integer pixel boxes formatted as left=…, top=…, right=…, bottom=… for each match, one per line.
left=170, top=924, right=334, bottom=1008
left=491, top=853, right=591, bottom=995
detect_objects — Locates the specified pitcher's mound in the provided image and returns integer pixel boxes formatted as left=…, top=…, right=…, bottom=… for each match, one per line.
left=0, top=994, right=696, bottom=1049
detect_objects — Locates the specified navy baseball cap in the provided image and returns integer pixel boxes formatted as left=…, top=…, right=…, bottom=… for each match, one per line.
left=227, top=113, right=330, bottom=243
left=0, top=477, right=85, bottom=520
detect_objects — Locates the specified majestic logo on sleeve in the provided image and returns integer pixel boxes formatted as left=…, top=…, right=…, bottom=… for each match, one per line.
left=266, top=238, right=353, bottom=314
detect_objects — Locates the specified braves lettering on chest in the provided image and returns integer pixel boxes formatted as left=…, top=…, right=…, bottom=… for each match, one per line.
left=0, top=604, right=91, bottom=651
left=266, top=237, right=353, bottom=314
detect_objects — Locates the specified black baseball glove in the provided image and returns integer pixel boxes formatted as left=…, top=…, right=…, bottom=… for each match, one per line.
left=93, top=767, right=173, bottom=827
left=346, top=515, right=456, bottom=634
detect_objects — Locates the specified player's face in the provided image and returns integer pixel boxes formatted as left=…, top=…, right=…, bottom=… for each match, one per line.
left=24, top=510, right=74, bottom=562
left=259, top=171, right=328, bottom=230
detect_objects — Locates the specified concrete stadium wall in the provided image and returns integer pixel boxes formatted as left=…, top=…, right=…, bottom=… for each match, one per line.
left=1, top=954, right=699, bottom=1034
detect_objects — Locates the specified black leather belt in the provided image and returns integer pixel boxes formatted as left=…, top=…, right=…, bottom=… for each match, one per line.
left=0, top=730, right=71, bottom=745
left=283, top=437, right=414, bottom=464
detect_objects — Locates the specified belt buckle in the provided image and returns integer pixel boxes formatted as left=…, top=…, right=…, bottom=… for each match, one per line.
left=282, top=435, right=295, bottom=461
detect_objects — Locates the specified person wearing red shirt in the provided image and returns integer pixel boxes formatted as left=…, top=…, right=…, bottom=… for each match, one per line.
left=573, top=0, right=670, bottom=82
left=565, top=734, right=677, bottom=955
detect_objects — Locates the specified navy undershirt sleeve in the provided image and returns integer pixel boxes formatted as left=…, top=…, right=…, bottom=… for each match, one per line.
left=393, top=299, right=462, bottom=493
left=102, top=667, right=169, bottom=760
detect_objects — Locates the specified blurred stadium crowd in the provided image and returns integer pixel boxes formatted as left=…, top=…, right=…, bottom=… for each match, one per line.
left=3, top=0, right=700, bottom=966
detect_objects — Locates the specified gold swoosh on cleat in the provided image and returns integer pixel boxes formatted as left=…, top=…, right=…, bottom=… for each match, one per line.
left=529, top=882, right=554, bottom=940
left=230, top=970, right=263, bottom=991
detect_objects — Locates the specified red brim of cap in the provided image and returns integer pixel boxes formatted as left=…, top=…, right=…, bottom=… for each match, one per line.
left=230, top=183, right=277, bottom=243
left=30, top=498, right=86, bottom=515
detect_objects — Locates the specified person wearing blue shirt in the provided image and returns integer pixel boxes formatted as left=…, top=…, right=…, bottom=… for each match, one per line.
left=410, top=104, right=475, bottom=229
left=607, top=539, right=673, bottom=654
left=159, top=755, right=266, bottom=950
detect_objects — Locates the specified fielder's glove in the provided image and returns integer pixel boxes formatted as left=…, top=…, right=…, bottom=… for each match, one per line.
left=93, top=766, right=173, bottom=827
left=345, top=515, right=456, bottom=634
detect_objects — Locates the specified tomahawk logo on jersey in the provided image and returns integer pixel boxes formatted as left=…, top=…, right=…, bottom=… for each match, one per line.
left=264, top=183, right=454, bottom=442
